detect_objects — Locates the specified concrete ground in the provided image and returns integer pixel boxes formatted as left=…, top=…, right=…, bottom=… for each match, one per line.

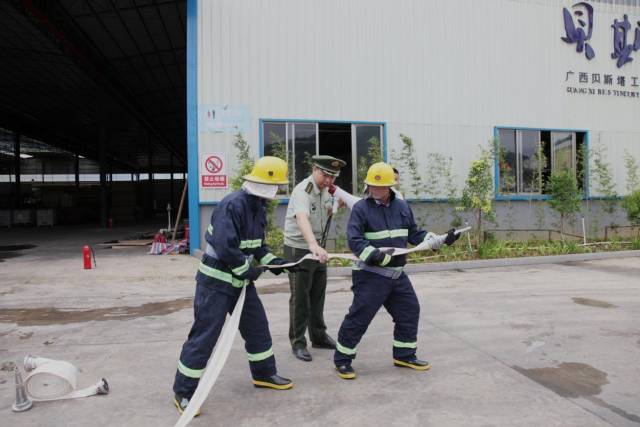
left=1, top=225, right=639, bottom=427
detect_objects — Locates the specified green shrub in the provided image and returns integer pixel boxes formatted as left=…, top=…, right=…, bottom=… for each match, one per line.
left=265, top=227, right=284, bottom=257
left=621, top=189, right=640, bottom=226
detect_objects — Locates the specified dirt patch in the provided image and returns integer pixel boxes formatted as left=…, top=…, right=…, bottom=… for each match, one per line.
left=19, top=331, right=33, bottom=340
left=512, top=362, right=640, bottom=422
left=0, top=298, right=193, bottom=326
left=257, top=282, right=290, bottom=295
left=562, top=261, right=640, bottom=277
left=572, top=297, right=616, bottom=309
left=0, top=244, right=36, bottom=262
left=0, top=252, right=23, bottom=262
left=513, top=362, right=608, bottom=398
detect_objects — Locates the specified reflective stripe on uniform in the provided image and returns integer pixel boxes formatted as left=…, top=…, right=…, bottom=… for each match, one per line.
left=239, top=239, right=262, bottom=249
left=380, top=254, right=392, bottom=266
left=177, top=360, right=204, bottom=378
left=246, top=347, right=274, bottom=362
left=336, top=342, right=357, bottom=355
left=207, top=224, right=213, bottom=235
left=359, top=246, right=376, bottom=262
left=260, top=253, right=277, bottom=265
left=393, top=340, right=417, bottom=349
left=363, top=229, right=408, bottom=240
left=231, top=259, right=250, bottom=276
left=198, top=262, right=248, bottom=288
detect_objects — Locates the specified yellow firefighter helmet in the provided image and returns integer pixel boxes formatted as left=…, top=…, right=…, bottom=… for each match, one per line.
left=364, top=162, right=396, bottom=186
left=243, top=156, right=289, bottom=185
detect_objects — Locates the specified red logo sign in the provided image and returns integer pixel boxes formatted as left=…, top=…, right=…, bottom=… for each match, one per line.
left=201, top=175, right=227, bottom=188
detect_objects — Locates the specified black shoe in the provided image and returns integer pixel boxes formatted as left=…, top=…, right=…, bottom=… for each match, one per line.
left=173, top=394, right=201, bottom=416
left=292, top=347, right=312, bottom=362
left=252, top=374, right=294, bottom=390
left=311, top=335, right=336, bottom=350
left=393, top=358, right=431, bottom=371
left=335, top=365, right=356, bottom=380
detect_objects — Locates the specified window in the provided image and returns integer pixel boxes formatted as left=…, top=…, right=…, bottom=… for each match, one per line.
left=497, top=128, right=586, bottom=196
left=262, top=121, right=384, bottom=195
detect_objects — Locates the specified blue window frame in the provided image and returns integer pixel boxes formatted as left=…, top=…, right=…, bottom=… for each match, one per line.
left=494, top=127, right=588, bottom=200
left=260, top=119, right=386, bottom=195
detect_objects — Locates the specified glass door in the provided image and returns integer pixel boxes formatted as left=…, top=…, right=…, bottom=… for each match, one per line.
left=351, top=124, right=383, bottom=195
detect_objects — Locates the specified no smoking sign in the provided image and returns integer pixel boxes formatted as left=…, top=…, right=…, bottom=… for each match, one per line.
left=200, top=153, right=228, bottom=189
left=204, top=156, right=223, bottom=174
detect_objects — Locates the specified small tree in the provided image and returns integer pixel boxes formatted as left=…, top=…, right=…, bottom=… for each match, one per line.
left=590, top=144, right=617, bottom=221
left=394, top=134, right=423, bottom=198
left=459, top=144, right=495, bottom=245
left=230, top=132, right=254, bottom=191
left=532, top=141, right=549, bottom=194
left=624, top=150, right=640, bottom=194
left=547, top=170, right=582, bottom=240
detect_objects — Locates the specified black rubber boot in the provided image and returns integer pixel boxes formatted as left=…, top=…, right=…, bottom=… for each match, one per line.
left=252, top=374, right=294, bottom=390
left=393, top=358, right=431, bottom=371
left=335, top=364, right=356, bottom=380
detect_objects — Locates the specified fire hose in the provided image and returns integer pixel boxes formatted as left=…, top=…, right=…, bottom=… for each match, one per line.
left=174, top=286, right=246, bottom=427
left=22, top=356, right=109, bottom=401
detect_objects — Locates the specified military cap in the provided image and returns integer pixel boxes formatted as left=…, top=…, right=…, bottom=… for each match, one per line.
left=311, top=155, right=347, bottom=177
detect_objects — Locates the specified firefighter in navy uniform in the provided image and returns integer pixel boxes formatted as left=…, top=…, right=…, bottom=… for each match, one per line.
left=333, top=162, right=459, bottom=379
left=173, top=156, right=297, bottom=415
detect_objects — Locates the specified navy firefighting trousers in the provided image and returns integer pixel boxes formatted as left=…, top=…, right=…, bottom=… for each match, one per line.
left=173, top=280, right=276, bottom=398
left=334, top=270, right=420, bottom=367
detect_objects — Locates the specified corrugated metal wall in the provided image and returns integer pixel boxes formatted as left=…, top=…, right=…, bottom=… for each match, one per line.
left=197, top=0, right=640, bottom=201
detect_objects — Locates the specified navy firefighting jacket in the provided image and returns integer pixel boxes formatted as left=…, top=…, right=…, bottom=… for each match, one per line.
left=347, top=192, right=427, bottom=268
left=199, top=190, right=278, bottom=289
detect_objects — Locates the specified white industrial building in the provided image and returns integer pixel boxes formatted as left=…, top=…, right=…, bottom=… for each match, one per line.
left=187, top=0, right=640, bottom=251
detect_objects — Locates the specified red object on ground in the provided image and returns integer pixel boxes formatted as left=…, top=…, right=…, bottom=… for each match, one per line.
left=83, top=245, right=92, bottom=269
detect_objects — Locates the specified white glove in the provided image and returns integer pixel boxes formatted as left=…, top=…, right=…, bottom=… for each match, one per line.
left=424, top=232, right=445, bottom=251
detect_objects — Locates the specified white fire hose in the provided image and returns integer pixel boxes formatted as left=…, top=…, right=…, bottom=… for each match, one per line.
left=23, top=356, right=109, bottom=401
left=174, top=285, right=246, bottom=427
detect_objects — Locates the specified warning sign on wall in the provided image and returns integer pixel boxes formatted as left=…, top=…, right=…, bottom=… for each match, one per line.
left=200, top=153, right=228, bottom=189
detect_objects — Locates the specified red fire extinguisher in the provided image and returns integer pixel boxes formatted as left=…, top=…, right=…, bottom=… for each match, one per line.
left=83, top=245, right=94, bottom=269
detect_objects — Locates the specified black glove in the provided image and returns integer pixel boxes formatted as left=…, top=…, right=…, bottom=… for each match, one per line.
left=366, top=248, right=394, bottom=266
left=444, top=228, right=461, bottom=246
left=241, top=265, right=265, bottom=282
left=267, top=258, right=290, bottom=276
